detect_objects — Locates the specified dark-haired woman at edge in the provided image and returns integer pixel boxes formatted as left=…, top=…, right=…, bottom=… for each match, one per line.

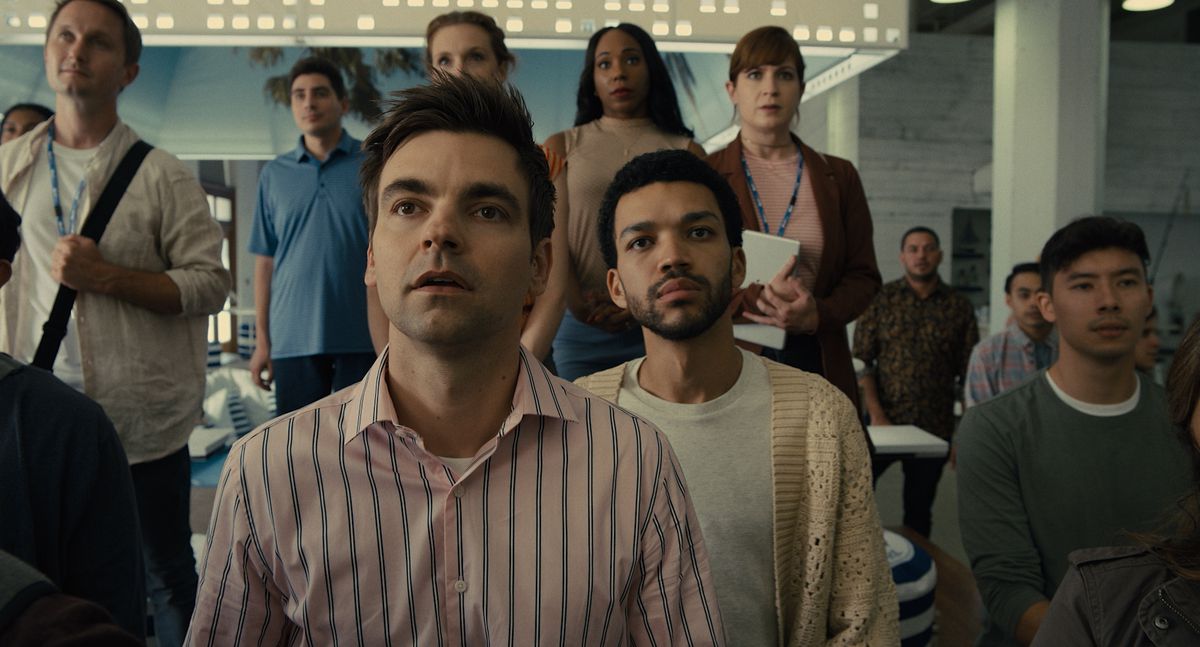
left=545, top=23, right=706, bottom=381
left=706, top=26, right=881, bottom=412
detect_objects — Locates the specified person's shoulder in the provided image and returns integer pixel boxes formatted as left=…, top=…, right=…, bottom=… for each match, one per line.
left=973, top=330, right=1009, bottom=358
left=2, top=359, right=109, bottom=424
left=559, top=373, right=671, bottom=444
left=960, top=375, right=1043, bottom=440
left=572, top=363, right=626, bottom=399
left=761, top=357, right=858, bottom=428
left=1069, top=545, right=1159, bottom=570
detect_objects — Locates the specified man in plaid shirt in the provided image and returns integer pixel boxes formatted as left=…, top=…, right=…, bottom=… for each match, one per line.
left=964, top=262, right=1056, bottom=407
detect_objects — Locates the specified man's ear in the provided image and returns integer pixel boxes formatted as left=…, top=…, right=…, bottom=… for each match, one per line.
left=364, top=242, right=376, bottom=287
left=731, top=246, right=747, bottom=289
left=1036, top=290, right=1056, bottom=324
left=607, top=267, right=628, bottom=310
left=529, top=237, right=552, bottom=299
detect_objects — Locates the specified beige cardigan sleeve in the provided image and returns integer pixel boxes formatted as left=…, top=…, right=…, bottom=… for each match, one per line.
left=820, top=380, right=899, bottom=646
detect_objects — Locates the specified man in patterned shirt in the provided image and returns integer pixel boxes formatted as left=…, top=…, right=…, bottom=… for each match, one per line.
left=853, top=226, right=978, bottom=537
left=187, top=75, right=724, bottom=646
left=964, top=262, right=1056, bottom=407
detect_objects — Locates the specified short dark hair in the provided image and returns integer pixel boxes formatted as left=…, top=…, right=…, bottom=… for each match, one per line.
left=48, top=0, right=142, bottom=66
left=288, top=57, right=347, bottom=100
left=574, top=23, right=694, bottom=138
left=597, top=149, right=743, bottom=269
left=2, top=103, right=53, bottom=127
left=1, top=190, right=21, bottom=263
left=425, top=11, right=515, bottom=75
left=360, top=73, right=554, bottom=248
left=1005, top=262, right=1041, bottom=294
left=1039, top=216, right=1150, bottom=292
left=900, top=226, right=940, bottom=250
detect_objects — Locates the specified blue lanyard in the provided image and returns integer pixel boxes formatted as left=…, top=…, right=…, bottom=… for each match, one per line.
left=740, top=149, right=804, bottom=237
left=46, top=122, right=88, bottom=237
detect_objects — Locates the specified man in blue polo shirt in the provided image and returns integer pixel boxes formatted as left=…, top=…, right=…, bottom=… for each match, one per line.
left=249, top=57, right=374, bottom=414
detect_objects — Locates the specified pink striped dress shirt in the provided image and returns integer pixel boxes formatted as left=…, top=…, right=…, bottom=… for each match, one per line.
left=187, top=348, right=725, bottom=646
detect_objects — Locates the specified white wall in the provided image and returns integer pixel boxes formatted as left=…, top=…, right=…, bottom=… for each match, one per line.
left=853, top=34, right=1200, bottom=332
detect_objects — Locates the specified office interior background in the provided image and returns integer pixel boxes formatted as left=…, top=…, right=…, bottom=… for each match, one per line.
left=1, top=0, right=1197, bottom=644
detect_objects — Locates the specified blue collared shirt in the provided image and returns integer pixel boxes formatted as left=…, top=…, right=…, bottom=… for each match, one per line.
left=249, top=130, right=373, bottom=358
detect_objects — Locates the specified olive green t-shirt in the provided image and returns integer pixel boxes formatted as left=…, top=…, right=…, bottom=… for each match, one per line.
left=957, top=371, right=1191, bottom=647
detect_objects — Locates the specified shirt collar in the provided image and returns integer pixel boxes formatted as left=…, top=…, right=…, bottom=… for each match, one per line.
left=1006, top=320, right=1058, bottom=350
left=291, top=129, right=354, bottom=164
left=342, top=346, right=580, bottom=446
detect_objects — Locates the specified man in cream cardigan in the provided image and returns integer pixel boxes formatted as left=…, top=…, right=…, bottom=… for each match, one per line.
left=577, top=149, right=897, bottom=646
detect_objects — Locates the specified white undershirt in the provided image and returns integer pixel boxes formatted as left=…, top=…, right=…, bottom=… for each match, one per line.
left=1045, top=370, right=1140, bottom=417
left=14, top=143, right=96, bottom=391
left=438, top=455, right=475, bottom=474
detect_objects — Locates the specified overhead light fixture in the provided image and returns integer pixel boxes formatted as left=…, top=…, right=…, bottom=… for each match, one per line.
left=1122, top=0, right=1173, bottom=9
left=458, top=0, right=476, bottom=5
left=207, top=0, right=224, bottom=5
left=816, top=26, right=834, bottom=41
left=257, top=15, right=275, bottom=29
left=863, top=26, right=878, bottom=42
left=382, top=0, right=399, bottom=5
left=699, top=0, right=715, bottom=13
left=357, top=15, right=375, bottom=29
left=604, top=0, right=621, bottom=9
left=653, top=1, right=669, bottom=11
left=433, top=0, right=450, bottom=5
left=408, top=0, right=424, bottom=6
left=770, top=0, right=786, bottom=16
left=651, top=20, right=668, bottom=35
left=131, top=13, right=149, bottom=29
left=231, top=15, right=250, bottom=29
left=839, top=28, right=856, bottom=42
left=206, top=15, right=225, bottom=29
left=722, top=0, right=739, bottom=14
left=307, top=14, right=325, bottom=29
left=27, top=12, right=47, bottom=28
left=506, top=17, right=523, bottom=31
left=6, top=15, right=20, bottom=27
left=232, top=0, right=249, bottom=5
left=864, top=3, right=879, bottom=19
left=156, top=14, right=174, bottom=29
left=281, top=15, right=297, bottom=28
left=629, top=0, right=646, bottom=10
left=531, top=0, right=548, bottom=7
left=506, top=0, right=524, bottom=7
left=555, top=18, right=571, bottom=32
left=556, top=0, right=573, bottom=8
left=793, top=24, right=810, bottom=40
left=675, top=20, right=692, bottom=36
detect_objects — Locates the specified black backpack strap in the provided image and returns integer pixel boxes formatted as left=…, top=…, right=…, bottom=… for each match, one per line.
left=32, top=140, right=154, bottom=371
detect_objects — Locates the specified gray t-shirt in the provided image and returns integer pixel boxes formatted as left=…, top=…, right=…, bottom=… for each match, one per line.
left=957, top=371, right=1191, bottom=647
left=617, top=349, right=778, bottom=646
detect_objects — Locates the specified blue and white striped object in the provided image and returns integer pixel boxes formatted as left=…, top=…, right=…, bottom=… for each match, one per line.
left=227, top=391, right=253, bottom=436
left=885, top=529, right=937, bottom=647
left=206, top=341, right=221, bottom=369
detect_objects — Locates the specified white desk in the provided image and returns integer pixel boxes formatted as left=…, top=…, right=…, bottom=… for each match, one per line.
left=868, top=425, right=949, bottom=458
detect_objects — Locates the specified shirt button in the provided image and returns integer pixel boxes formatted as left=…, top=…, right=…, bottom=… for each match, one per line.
left=1154, top=615, right=1170, bottom=630
left=453, top=488, right=464, bottom=498
left=453, top=579, right=467, bottom=593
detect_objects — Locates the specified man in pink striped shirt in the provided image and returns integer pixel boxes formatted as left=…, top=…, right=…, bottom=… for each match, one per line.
left=186, top=74, right=724, bottom=646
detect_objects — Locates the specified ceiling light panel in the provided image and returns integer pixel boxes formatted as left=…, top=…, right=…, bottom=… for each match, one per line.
left=0, top=0, right=906, bottom=49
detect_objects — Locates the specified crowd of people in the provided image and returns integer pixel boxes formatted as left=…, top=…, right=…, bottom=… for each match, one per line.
left=1, top=0, right=1198, bottom=645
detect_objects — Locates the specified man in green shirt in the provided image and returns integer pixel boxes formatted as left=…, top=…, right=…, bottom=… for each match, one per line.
left=957, top=216, right=1191, bottom=647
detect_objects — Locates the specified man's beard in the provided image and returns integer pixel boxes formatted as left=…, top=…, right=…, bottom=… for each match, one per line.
left=626, top=269, right=733, bottom=341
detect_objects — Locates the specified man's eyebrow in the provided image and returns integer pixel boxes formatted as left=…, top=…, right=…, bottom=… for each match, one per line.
left=619, top=211, right=719, bottom=239
left=681, top=210, right=720, bottom=225
left=379, top=178, right=432, bottom=203
left=462, top=182, right=521, bottom=213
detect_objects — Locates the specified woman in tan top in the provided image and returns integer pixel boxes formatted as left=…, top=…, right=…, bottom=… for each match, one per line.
left=706, top=26, right=881, bottom=411
left=544, top=23, right=706, bottom=380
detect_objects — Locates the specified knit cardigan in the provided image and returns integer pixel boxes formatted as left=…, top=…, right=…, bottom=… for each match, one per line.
left=576, top=357, right=899, bottom=647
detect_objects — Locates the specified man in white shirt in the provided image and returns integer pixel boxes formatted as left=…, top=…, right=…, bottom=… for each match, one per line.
left=0, top=1, right=228, bottom=644
left=577, top=149, right=897, bottom=646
